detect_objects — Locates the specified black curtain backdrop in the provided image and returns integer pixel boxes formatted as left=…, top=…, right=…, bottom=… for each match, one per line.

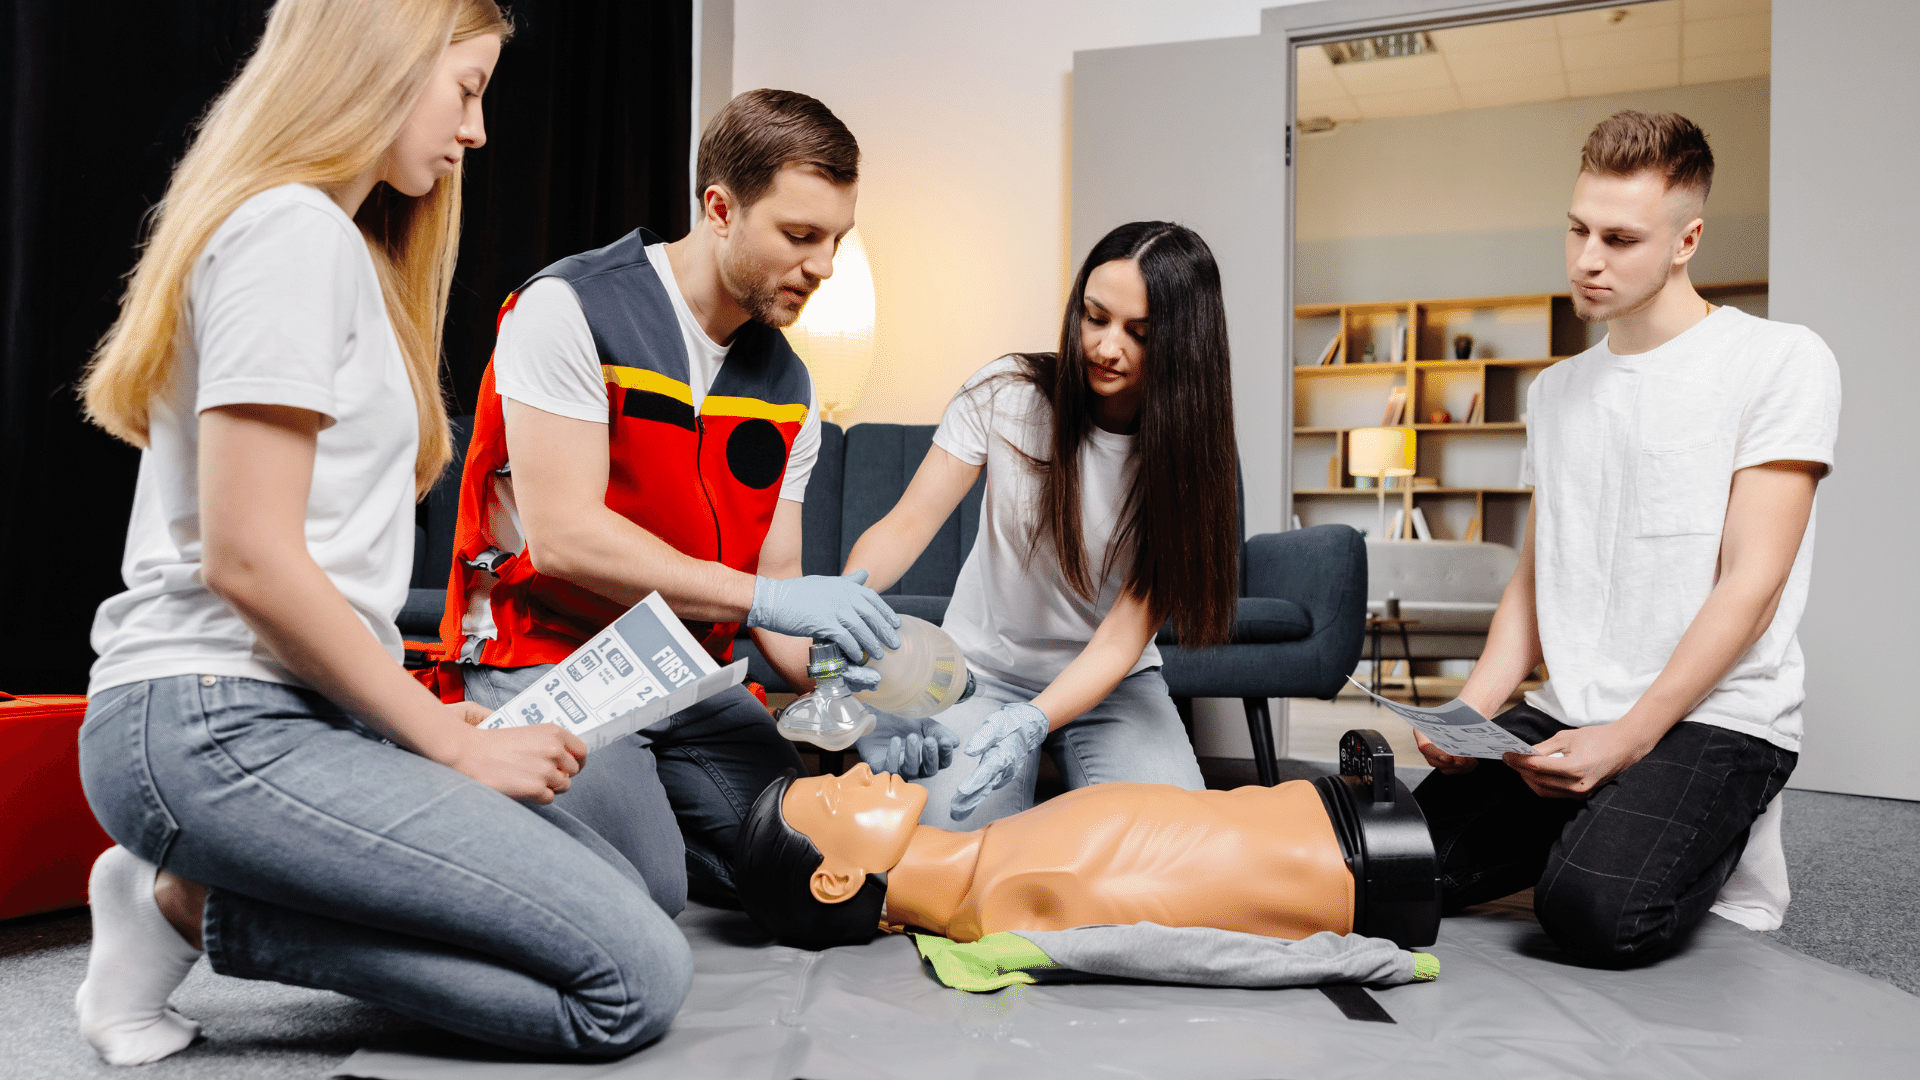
left=1, top=1, right=691, bottom=693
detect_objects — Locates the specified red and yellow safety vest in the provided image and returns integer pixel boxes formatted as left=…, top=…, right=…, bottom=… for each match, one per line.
left=438, top=229, right=811, bottom=670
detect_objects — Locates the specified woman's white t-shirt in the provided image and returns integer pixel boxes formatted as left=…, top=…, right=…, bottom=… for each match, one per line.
left=932, top=356, right=1160, bottom=689
left=89, top=184, right=420, bottom=695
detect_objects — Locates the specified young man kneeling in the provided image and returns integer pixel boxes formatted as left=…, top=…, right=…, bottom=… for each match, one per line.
left=1414, top=111, right=1839, bottom=966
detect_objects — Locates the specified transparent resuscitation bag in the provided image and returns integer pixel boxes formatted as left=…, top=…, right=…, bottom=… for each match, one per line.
left=853, top=614, right=976, bottom=719
left=775, top=614, right=976, bottom=750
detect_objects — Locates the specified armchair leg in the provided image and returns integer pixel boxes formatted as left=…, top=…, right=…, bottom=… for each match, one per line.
left=1244, top=697, right=1278, bottom=787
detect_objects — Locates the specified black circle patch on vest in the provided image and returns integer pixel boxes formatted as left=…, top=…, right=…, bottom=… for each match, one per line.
left=726, top=418, right=788, bottom=490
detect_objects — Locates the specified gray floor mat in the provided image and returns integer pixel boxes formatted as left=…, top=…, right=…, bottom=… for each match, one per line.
left=336, top=897, right=1920, bottom=1080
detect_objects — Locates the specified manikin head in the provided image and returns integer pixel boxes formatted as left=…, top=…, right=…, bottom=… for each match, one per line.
left=733, top=765, right=925, bottom=946
left=694, top=89, right=860, bottom=329
left=1565, top=110, right=1715, bottom=324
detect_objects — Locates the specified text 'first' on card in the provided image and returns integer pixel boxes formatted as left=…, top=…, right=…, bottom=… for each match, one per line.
left=481, top=592, right=747, bottom=752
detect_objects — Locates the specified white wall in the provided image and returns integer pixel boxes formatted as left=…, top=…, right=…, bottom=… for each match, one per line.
left=732, top=0, right=1313, bottom=427
left=1773, top=0, right=1920, bottom=801
left=1297, top=76, right=1770, bottom=303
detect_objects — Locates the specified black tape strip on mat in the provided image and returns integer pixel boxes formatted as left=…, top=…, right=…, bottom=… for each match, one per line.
left=1319, top=984, right=1394, bottom=1023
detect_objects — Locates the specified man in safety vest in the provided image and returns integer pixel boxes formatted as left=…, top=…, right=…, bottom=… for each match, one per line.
left=442, top=90, right=899, bottom=905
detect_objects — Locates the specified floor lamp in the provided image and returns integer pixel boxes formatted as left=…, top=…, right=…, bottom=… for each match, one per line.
left=1348, top=426, right=1416, bottom=541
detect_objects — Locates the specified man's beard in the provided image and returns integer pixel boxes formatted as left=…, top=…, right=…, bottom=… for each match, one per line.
left=720, top=248, right=808, bottom=329
left=1573, top=260, right=1669, bottom=323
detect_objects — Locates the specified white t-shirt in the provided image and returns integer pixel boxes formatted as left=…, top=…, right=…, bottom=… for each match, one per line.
left=933, top=356, right=1161, bottom=688
left=1521, top=305, right=1840, bottom=752
left=90, top=184, right=419, bottom=694
left=462, top=243, right=820, bottom=644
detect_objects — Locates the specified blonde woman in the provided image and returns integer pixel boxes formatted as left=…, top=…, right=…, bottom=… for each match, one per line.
left=73, top=0, right=690, bottom=1066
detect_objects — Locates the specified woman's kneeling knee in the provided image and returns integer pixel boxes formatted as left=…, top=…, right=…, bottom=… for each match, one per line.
left=580, top=933, right=694, bottom=1057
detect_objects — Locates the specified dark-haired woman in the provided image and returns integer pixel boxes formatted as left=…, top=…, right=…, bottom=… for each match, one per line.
left=843, top=221, right=1239, bottom=826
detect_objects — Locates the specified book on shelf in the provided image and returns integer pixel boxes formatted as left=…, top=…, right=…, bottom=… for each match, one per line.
left=1411, top=476, right=1438, bottom=488
left=1388, top=508, right=1405, bottom=541
left=1326, top=453, right=1341, bottom=488
left=1381, top=385, right=1408, bottom=426
left=1316, top=333, right=1342, bottom=366
left=1389, top=314, right=1406, bottom=364
left=1291, top=513, right=1303, bottom=530
left=1466, top=392, right=1484, bottom=424
left=1411, top=506, right=1433, bottom=541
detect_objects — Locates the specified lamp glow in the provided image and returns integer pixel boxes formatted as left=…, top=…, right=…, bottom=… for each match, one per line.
left=784, top=228, right=876, bottom=421
left=1348, top=426, right=1417, bottom=541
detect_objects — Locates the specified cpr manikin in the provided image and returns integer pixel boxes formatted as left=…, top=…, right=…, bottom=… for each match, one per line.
left=735, top=729, right=1442, bottom=949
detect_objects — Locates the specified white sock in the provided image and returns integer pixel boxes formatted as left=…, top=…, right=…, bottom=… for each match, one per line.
left=76, top=846, right=204, bottom=1066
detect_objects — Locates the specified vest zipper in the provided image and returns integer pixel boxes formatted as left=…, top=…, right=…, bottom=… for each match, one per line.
left=693, top=413, right=724, bottom=564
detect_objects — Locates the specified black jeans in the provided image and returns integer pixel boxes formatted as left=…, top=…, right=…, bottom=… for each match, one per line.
left=1414, top=703, right=1795, bottom=966
left=464, top=667, right=803, bottom=902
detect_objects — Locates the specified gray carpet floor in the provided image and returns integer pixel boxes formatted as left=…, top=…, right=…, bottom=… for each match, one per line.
left=3, top=783, right=1914, bottom=1080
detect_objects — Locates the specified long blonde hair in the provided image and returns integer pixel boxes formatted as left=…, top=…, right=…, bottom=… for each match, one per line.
left=81, top=0, right=511, bottom=496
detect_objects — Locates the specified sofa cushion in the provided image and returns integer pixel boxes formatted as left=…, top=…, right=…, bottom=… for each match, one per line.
left=885, top=595, right=951, bottom=625
left=840, top=424, right=985, bottom=597
left=1364, top=600, right=1497, bottom=634
left=1365, top=540, right=1517, bottom=605
left=1155, top=596, right=1311, bottom=645
left=800, top=422, right=846, bottom=576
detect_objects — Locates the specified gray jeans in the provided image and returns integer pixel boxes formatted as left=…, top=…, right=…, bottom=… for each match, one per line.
left=463, top=664, right=802, bottom=901
left=912, top=666, right=1206, bottom=828
left=78, top=675, right=692, bottom=1057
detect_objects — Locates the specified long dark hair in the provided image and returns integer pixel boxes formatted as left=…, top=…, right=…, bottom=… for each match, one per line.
left=1013, top=221, right=1237, bottom=647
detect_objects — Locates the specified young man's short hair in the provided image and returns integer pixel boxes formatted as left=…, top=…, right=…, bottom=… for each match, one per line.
left=1580, top=110, right=1715, bottom=200
left=696, top=89, right=860, bottom=210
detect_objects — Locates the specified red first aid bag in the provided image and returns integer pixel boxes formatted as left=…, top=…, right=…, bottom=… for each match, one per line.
left=1, top=692, right=112, bottom=919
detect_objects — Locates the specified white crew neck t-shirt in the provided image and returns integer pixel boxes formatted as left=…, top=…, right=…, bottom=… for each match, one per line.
left=933, top=356, right=1160, bottom=689
left=1521, top=304, right=1840, bottom=752
left=90, top=183, right=419, bottom=695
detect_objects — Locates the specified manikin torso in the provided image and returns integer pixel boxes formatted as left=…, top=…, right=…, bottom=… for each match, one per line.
left=881, top=780, right=1355, bottom=943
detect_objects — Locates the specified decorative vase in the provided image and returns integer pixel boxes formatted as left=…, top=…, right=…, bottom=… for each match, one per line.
left=1453, top=334, right=1473, bottom=360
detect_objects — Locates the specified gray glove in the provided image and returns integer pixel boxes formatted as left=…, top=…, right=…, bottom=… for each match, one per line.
left=857, top=714, right=960, bottom=780
left=746, top=570, right=900, bottom=662
left=950, top=702, right=1049, bottom=819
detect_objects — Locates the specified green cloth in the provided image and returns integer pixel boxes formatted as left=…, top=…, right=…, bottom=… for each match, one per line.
left=913, top=932, right=1060, bottom=992
left=1413, top=952, right=1440, bottom=981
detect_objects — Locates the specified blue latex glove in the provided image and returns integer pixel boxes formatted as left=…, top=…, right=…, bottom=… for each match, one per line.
left=856, top=714, right=960, bottom=780
left=746, top=570, right=901, bottom=662
left=840, top=663, right=883, bottom=693
left=949, top=702, right=1049, bottom=820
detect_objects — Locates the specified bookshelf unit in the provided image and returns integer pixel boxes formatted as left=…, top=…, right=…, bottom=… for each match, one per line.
left=1292, top=282, right=1768, bottom=546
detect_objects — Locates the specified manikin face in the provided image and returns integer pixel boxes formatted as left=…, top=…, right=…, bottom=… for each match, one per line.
left=1564, top=169, right=1704, bottom=323
left=377, top=34, right=501, bottom=198
left=783, top=764, right=927, bottom=903
left=1079, top=258, right=1149, bottom=421
left=710, top=165, right=857, bottom=328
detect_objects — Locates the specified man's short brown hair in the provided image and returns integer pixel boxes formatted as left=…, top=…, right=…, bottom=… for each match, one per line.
left=1580, top=110, right=1714, bottom=200
left=696, top=89, right=859, bottom=211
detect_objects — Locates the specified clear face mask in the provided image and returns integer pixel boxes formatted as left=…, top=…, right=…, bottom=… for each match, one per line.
left=776, top=644, right=876, bottom=751
left=775, top=615, right=977, bottom=750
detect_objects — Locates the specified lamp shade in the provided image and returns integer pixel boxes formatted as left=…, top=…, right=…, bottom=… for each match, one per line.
left=1348, top=426, right=1416, bottom=478
left=783, top=228, right=876, bottom=420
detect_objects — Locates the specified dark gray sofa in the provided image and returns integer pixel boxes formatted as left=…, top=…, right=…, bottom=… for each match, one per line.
left=401, top=420, right=1367, bottom=784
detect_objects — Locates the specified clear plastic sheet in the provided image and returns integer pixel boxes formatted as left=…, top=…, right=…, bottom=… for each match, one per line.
left=336, top=896, right=1920, bottom=1080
